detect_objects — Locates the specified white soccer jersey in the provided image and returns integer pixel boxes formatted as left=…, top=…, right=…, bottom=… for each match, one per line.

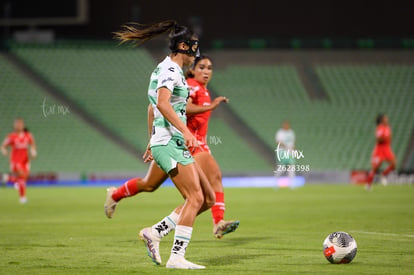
left=148, top=56, right=189, bottom=146
left=276, top=129, right=295, bottom=150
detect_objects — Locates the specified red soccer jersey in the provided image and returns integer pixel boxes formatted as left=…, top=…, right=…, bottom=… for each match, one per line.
left=372, top=124, right=395, bottom=164
left=375, top=124, right=391, bottom=147
left=2, top=131, right=34, bottom=164
left=186, top=78, right=212, bottom=141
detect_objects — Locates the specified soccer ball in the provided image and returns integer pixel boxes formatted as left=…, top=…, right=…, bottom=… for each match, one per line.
left=323, top=231, right=357, bottom=264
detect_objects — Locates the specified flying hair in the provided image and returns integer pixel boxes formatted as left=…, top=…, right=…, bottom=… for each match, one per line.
left=376, top=113, right=385, bottom=125
left=113, top=19, right=197, bottom=54
left=113, top=20, right=178, bottom=45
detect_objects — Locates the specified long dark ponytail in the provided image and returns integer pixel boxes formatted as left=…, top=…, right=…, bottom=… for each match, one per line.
left=113, top=19, right=197, bottom=53
left=376, top=113, right=385, bottom=125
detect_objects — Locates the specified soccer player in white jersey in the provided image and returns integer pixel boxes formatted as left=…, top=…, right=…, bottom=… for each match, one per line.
left=275, top=120, right=296, bottom=177
left=108, top=20, right=215, bottom=269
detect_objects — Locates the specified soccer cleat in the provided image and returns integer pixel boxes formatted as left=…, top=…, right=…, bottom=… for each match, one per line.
left=380, top=175, right=388, bottom=186
left=139, top=227, right=162, bottom=265
left=166, top=257, right=206, bottom=269
left=104, top=187, right=118, bottom=218
left=365, top=183, right=372, bottom=192
left=19, top=197, right=27, bottom=204
left=213, top=220, right=240, bottom=239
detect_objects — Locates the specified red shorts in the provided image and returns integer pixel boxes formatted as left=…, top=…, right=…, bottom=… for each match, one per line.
left=10, top=161, right=30, bottom=175
left=371, top=146, right=395, bottom=166
left=189, top=139, right=211, bottom=156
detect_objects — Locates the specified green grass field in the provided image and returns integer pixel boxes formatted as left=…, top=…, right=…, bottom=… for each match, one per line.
left=1, top=184, right=413, bottom=274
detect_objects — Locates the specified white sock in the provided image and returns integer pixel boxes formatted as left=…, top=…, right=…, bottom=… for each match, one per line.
left=170, top=225, right=193, bottom=259
left=151, top=210, right=179, bottom=239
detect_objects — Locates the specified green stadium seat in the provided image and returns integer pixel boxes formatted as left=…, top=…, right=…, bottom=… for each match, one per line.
left=0, top=54, right=147, bottom=173
left=10, top=42, right=155, bottom=151
left=5, top=42, right=414, bottom=173
left=7, top=41, right=273, bottom=174
left=211, top=63, right=414, bottom=170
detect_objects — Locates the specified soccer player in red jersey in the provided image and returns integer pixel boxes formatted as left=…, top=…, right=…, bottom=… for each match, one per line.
left=366, top=113, right=396, bottom=190
left=1, top=118, right=37, bottom=203
left=186, top=55, right=239, bottom=237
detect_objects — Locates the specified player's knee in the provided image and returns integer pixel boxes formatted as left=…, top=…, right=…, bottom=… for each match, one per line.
left=205, top=192, right=216, bottom=209
left=188, top=190, right=204, bottom=209
left=210, top=170, right=222, bottom=186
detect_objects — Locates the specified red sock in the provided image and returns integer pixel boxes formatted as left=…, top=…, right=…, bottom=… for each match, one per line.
left=367, top=171, right=375, bottom=184
left=111, top=178, right=140, bottom=202
left=16, top=178, right=26, bottom=198
left=382, top=164, right=395, bottom=176
left=211, top=192, right=225, bottom=224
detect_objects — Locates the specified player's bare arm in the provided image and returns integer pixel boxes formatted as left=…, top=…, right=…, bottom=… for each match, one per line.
left=143, top=104, right=154, bottom=162
left=186, top=96, right=228, bottom=115
left=1, top=138, right=8, bottom=157
left=30, top=137, right=37, bottom=158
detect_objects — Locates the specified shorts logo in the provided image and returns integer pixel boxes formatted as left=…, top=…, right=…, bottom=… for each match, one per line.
left=183, top=150, right=191, bottom=159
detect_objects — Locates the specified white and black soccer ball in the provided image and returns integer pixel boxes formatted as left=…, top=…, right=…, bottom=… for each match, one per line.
left=323, top=231, right=357, bottom=264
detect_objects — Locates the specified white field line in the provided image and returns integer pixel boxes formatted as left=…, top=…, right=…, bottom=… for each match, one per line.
left=351, top=230, right=414, bottom=238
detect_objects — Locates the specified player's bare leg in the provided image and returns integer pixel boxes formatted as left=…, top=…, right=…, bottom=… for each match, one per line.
left=366, top=159, right=382, bottom=191
left=163, top=163, right=206, bottom=269
left=105, top=159, right=213, bottom=265
left=14, top=167, right=29, bottom=204
left=139, top=162, right=214, bottom=267
left=380, top=159, right=396, bottom=186
left=195, top=152, right=239, bottom=238
left=104, top=161, right=168, bottom=218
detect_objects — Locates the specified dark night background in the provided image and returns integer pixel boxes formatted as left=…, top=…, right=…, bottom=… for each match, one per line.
left=1, top=0, right=413, bottom=47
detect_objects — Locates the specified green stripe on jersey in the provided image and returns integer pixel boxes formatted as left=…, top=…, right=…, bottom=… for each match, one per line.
left=153, top=117, right=170, bottom=128
left=148, top=56, right=190, bottom=146
left=148, top=95, right=157, bottom=105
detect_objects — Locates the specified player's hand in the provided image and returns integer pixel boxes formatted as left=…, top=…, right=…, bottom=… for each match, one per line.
left=142, top=143, right=153, bottom=163
left=1, top=148, right=7, bottom=157
left=183, top=130, right=198, bottom=149
left=30, top=148, right=37, bottom=159
left=211, top=96, right=229, bottom=110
